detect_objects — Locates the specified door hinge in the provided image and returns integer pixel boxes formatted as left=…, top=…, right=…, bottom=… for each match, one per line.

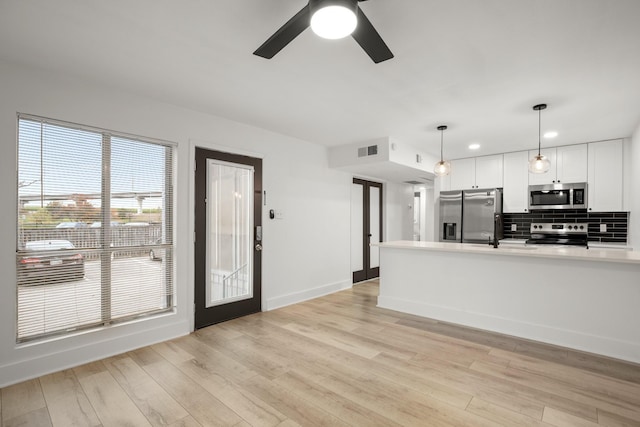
left=193, top=231, right=196, bottom=243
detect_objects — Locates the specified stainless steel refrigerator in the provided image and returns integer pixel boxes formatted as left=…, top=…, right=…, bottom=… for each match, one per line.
left=439, top=190, right=463, bottom=242
left=439, top=188, right=503, bottom=243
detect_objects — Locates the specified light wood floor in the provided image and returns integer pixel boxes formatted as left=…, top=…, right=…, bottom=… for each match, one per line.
left=2, top=280, right=640, bottom=426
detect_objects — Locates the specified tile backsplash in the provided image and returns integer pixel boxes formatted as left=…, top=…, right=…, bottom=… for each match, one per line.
left=503, top=210, right=629, bottom=244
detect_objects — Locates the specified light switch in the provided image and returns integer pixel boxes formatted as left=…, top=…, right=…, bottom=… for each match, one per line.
left=275, top=210, right=284, bottom=220
left=511, top=224, right=517, bottom=232
left=600, top=224, right=607, bottom=232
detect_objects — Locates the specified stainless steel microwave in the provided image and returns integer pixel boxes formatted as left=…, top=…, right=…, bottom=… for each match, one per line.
left=528, top=182, right=587, bottom=210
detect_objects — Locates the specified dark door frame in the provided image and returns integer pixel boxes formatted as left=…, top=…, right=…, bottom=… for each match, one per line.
left=352, top=178, right=383, bottom=283
left=194, top=147, right=262, bottom=329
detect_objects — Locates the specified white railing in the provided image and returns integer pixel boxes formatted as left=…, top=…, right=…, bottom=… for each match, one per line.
left=222, top=264, right=248, bottom=299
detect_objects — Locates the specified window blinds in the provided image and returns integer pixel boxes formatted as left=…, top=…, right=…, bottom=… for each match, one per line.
left=16, top=114, right=175, bottom=342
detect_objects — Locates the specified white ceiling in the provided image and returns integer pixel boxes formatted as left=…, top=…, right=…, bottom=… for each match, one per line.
left=1, top=0, right=639, bottom=160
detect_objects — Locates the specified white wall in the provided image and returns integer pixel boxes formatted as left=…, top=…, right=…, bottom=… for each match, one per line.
left=417, top=183, right=436, bottom=242
left=0, top=61, right=351, bottom=386
left=328, top=137, right=391, bottom=168
left=384, top=182, right=414, bottom=241
left=387, top=138, right=438, bottom=175
left=630, top=123, right=640, bottom=247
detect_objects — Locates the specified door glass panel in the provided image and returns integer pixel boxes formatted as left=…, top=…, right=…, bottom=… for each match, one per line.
left=369, top=186, right=380, bottom=269
left=206, top=159, right=253, bottom=307
left=350, top=183, right=364, bottom=272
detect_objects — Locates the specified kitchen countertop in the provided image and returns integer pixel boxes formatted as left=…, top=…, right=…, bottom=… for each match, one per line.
left=374, top=240, right=640, bottom=265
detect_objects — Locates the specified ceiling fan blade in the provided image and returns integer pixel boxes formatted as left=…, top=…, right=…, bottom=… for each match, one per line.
left=254, top=6, right=311, bottom=59
left=351, top=6, right=393, bottom=63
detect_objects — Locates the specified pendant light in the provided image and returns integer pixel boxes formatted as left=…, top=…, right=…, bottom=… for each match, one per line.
left=529, top=104, right=551, bottom=173
left=434, top=125, right=451, bottom=177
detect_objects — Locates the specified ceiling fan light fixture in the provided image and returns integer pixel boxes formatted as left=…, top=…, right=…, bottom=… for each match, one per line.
left=310, top=0, right=358, bottom=40
left=254, top=0, right=393, bottom=63
left=529, top=103, right=551, bottom=174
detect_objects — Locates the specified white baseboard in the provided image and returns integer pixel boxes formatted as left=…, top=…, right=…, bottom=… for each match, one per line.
left=378, top=295, right=640, bottom=364
left=266, top=280, right=352, bottom=311
left=0, top=319, right=190, bottom=388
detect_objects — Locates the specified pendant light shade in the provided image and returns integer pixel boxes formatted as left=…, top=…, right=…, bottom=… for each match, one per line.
left=310, top=0, right=358, bottom=40
left=529, top=104, right=551, bottom=174
left=529, top=154, right=550, bottom=173
left=434, top=125, right=451, bottom=177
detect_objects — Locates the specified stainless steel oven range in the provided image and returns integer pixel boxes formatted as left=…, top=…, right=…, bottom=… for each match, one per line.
left=526, top=223, right=589, bottom=248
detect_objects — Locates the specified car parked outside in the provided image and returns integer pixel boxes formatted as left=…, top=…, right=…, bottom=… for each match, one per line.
left=18, top=240, right=85, bottom=286
left=90, top=221, right=121, bottom=228
left=56, top=222, right=87, bottom=228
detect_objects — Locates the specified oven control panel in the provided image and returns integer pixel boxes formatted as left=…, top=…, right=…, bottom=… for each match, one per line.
left=530, top=223, right=588, bottom=234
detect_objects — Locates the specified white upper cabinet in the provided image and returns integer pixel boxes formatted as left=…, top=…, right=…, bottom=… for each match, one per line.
left=435, top=173, right=451, bottom=192
left=475, top=155, right=504, bottom=189
left=527, top=148, right=557, bottom=185
left=439, top=140, right=623, bottom=212
left=528, top=144, right=587, bottom=185
left=449, top=158, right=475, bottom=190
left=449, top=155, right=503, bottom=191
left=588, top=139, right=623, bottom=211
left=503, top=151, right=529, bottom=213
left=557, top=144, right=588, bottom=183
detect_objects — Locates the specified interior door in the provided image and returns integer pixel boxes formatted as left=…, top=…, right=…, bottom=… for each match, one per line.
left=194, top=148, right=262, bottom=328
left=351, top=178, right=383, bottom=283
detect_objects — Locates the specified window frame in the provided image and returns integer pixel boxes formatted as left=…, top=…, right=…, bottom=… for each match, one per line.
left=15, top=113, right=177, bottom=343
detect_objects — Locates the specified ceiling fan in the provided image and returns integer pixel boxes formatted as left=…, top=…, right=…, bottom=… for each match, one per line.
left=253, top=0, right=394, bottom=64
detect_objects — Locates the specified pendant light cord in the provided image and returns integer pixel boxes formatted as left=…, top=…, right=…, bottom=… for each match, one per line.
left=436, top=125, right=447, bottom=163
left=538, top=107, right=542, bottom=156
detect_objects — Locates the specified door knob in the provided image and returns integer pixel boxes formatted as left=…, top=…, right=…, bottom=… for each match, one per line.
left=255, top=243, right=262, bottom=251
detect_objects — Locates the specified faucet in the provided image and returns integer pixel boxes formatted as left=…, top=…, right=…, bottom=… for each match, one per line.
left=490, top=213, right=501, bottom=249
left=489, top=233, right=499, bottom=248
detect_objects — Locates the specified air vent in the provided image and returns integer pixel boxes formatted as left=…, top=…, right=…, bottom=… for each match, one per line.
left=358, top=145, right=379, bottom=157
left=404, top=180, right=423, bottom=185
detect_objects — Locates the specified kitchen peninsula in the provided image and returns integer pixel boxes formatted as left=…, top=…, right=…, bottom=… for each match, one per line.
left=374, top=241, right=640, bottom=364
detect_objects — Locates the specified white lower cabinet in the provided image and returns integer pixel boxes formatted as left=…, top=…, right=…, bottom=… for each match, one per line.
left=588, top=139, right=623, bottom=211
